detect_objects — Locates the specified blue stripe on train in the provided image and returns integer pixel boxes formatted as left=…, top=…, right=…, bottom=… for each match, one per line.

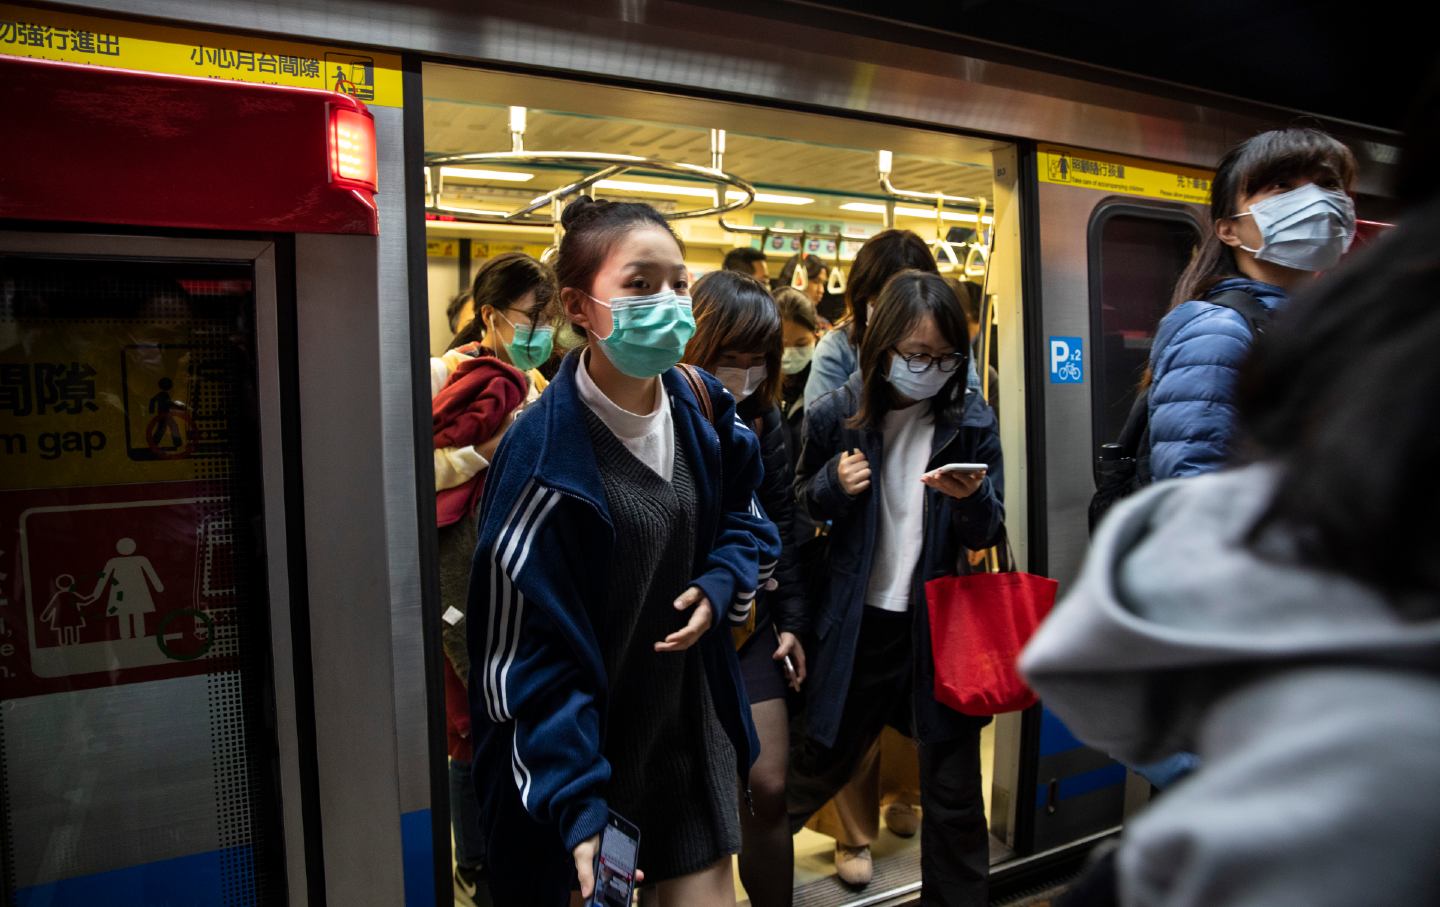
left=1039, top=706, right=1085, bottom=757
left=1036, top=763, right=1129, bottom=810
left=16, top=845, right=252, bottom=907
left=402, top=808, right=436, bottom=907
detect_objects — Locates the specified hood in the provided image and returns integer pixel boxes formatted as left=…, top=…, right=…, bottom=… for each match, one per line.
left=1020, top=463, right=1440, bottom=763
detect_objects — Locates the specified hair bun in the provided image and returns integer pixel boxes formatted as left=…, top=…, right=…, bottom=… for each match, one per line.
left=560, top=195, right=608, bottom=231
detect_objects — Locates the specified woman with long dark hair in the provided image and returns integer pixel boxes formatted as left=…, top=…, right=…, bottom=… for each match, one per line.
left=682, top=270, right=807, bottom=907
left=1145, top=127, right=1357, bottom=481
left=465, top=198, right=780, bottom=907
left=790, top=269, right=1004, bottom=905
left=1023, top=193, right=1440, bottom=907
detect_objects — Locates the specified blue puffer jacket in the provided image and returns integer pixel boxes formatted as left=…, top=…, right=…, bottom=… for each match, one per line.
left=1147, top=277, right=1288, bottom=480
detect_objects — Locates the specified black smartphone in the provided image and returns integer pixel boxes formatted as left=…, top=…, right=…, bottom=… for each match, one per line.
left=588, top=811, right=641, bottom=907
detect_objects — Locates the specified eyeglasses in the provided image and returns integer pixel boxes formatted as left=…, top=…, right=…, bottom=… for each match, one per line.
left=892, top=349, right=964, bottom=373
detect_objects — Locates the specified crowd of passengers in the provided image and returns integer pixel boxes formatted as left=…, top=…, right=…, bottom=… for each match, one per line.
left=429, top=125, right=1440, bottom=907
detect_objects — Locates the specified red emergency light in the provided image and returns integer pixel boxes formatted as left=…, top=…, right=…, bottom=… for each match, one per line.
left=330, top=105, right=378, bottom=192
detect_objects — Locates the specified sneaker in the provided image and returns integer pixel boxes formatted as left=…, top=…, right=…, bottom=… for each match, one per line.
left=454, top=864, right=483, bottom=907
left=835, top=843, right=873, bottom=888
left=883, top=801, right=920, bottom=838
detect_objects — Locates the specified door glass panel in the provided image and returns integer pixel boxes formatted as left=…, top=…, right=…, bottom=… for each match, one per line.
left=1090, top=211, right=1200, bottom=447
left=0, top=255, right=286, bottom=906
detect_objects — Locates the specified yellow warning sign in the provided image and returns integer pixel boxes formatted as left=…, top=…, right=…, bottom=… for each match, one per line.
left=0, top=3, right=401, bottom=107
left=1039, top=144, right=1213, bottom=205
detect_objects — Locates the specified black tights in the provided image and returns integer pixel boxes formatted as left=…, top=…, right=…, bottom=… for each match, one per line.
left=738, top=697, right=793, bottom=907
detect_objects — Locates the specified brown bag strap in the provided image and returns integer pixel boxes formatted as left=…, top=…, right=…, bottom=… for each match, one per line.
left=677, top=363, right=714, bottom=424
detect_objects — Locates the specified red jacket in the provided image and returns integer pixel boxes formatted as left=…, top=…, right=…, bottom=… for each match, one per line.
left=432, top=346, right=526, bottom=526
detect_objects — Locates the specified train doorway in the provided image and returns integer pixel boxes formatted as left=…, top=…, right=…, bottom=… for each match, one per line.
left=409, top=62, right=1032, bottom=906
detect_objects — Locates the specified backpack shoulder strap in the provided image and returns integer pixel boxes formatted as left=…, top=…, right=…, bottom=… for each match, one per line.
left=1115, top=389, right=1150, bottom=456
left=677, top=363, right=714, bottom=424
left=1208, top=289, right=1272, bottom=338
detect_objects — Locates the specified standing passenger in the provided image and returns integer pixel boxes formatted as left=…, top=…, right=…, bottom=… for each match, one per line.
left=803, top=230, right=937, bottom=411
left=790, top=270, right=1004, bottom=906
left=1146, top=127, right=1357, bottom=481
left=682, top=270, right=808, bottom=907
left=431, top=253, right=557, bottom=905
left=796, top=229, right=941, bottom=883
left=465, top=198, right=781, bottom=907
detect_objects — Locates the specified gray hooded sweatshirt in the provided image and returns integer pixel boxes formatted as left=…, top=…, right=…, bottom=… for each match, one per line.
left=1020, top=464, right=1440, bottom=907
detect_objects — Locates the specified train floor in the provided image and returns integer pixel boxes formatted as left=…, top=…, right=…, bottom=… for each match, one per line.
left=454, top=727, right=1008, bottom=906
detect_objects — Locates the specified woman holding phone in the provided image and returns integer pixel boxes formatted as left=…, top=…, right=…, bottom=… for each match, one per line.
left=465, top=197, right=780, bottom=907
left=790, top=269, right=1005, bottom=906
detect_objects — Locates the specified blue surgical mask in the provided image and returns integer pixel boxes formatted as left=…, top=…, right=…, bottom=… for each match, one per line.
left=585, top=289, right=696, bottom=378
left=1234, top=183, right=1356, bottom=271
left=885, top=355, right=952, bottom=401
left=494, top=311, right=553, bottom=372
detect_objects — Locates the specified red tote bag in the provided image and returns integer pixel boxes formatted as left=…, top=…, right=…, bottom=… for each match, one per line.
left=925, top=568, right=1058, bottom=716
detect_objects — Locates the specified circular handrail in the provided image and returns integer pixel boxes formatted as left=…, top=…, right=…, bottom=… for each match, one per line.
left=425, top=151, right=756, bottom=225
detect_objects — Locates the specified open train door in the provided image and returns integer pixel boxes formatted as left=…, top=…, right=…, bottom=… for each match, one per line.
left=1, top=54, right=409, bottom=905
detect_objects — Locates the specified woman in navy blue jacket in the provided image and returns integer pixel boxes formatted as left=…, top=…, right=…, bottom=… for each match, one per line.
left=466, top=198, right=780, bottom=907
left=1147, top=127, right=1357, bottom=480
left=790, top=269, right=1004, bottom=906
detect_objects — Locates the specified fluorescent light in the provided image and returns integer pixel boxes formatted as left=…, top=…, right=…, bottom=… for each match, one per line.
left=839, top=201, right=993, bottom=224
left=441, top=166, right=535, bottom=183
left=594, top=179, right=812, bottom=205
left=747, top=191, right=815, bottom=206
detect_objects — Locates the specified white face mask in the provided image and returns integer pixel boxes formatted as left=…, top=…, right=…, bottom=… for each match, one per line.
left=1234, top=183, right=1356, bottom=272
left=715, top=365, right=768, bottom=402
left=885, top=355, right=952, bottom=401
left=781, top=345, right=815, bottom=375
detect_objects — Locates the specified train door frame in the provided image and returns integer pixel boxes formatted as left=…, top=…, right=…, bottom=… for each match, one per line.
left=406, top=58, right=1054, bottom=900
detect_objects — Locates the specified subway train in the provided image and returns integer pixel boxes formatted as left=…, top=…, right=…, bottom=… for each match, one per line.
left=0, top=2, right=1403, bottom=905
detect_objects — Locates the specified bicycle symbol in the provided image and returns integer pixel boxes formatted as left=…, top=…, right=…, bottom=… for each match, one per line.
left=1057, top=360, right=1082, bottom=382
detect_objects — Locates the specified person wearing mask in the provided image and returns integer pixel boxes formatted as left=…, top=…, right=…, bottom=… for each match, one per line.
left=774, top=286, right=820, bottom=473
left=790, top=269, right=1004, bottom=906
left=465, top=197, right=781, bottom=907
left=1146, top=127, right=1357, bottom=482
left=722, top=245, right=770, bottom=284
left=1022, top=194, right=1440, bottom=907
left=1131, top=127, right=1357, bottom=789
left=805, top=230, right=964, bottom=411
left=681, top=270, right=808, bottom=907
left=430, top=252, right=557, bottom=905
left=776, top=252, right=828, bottom=306
left=795, top=229, right=942, bottom=881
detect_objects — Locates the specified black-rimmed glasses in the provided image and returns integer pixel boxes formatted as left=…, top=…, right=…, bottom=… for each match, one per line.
left=892, top=349, right=964, bottom=373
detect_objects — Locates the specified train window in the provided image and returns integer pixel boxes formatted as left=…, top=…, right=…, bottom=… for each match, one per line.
left=1087, top=203, right=1202, bottom=448
left=0, top=253, right=286, bottom=905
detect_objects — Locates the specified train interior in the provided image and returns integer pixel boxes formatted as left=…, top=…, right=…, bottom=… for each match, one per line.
left=418, top=62, right=1032, bottom=904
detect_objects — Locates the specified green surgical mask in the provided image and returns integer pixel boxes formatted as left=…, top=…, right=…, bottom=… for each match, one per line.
left=495, top=311, right=553, bottom=372
left=584, top=290, right=695, bottom=379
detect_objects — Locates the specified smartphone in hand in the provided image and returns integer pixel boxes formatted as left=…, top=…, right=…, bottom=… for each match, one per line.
left=588, top=811, right=641, bottom=907
left=930, top=462, right=988, bottom=476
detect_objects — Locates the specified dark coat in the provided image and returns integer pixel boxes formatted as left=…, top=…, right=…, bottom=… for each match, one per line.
left=738, top=395, right=809, bottom=635
left=794, top=372, right=1005, bottom=747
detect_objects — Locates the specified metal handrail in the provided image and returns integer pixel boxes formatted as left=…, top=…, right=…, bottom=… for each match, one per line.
left=424, top=150, right=756, bottom=225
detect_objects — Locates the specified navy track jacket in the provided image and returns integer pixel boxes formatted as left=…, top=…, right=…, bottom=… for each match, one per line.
left=465, top=351, right=781, bottom=890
